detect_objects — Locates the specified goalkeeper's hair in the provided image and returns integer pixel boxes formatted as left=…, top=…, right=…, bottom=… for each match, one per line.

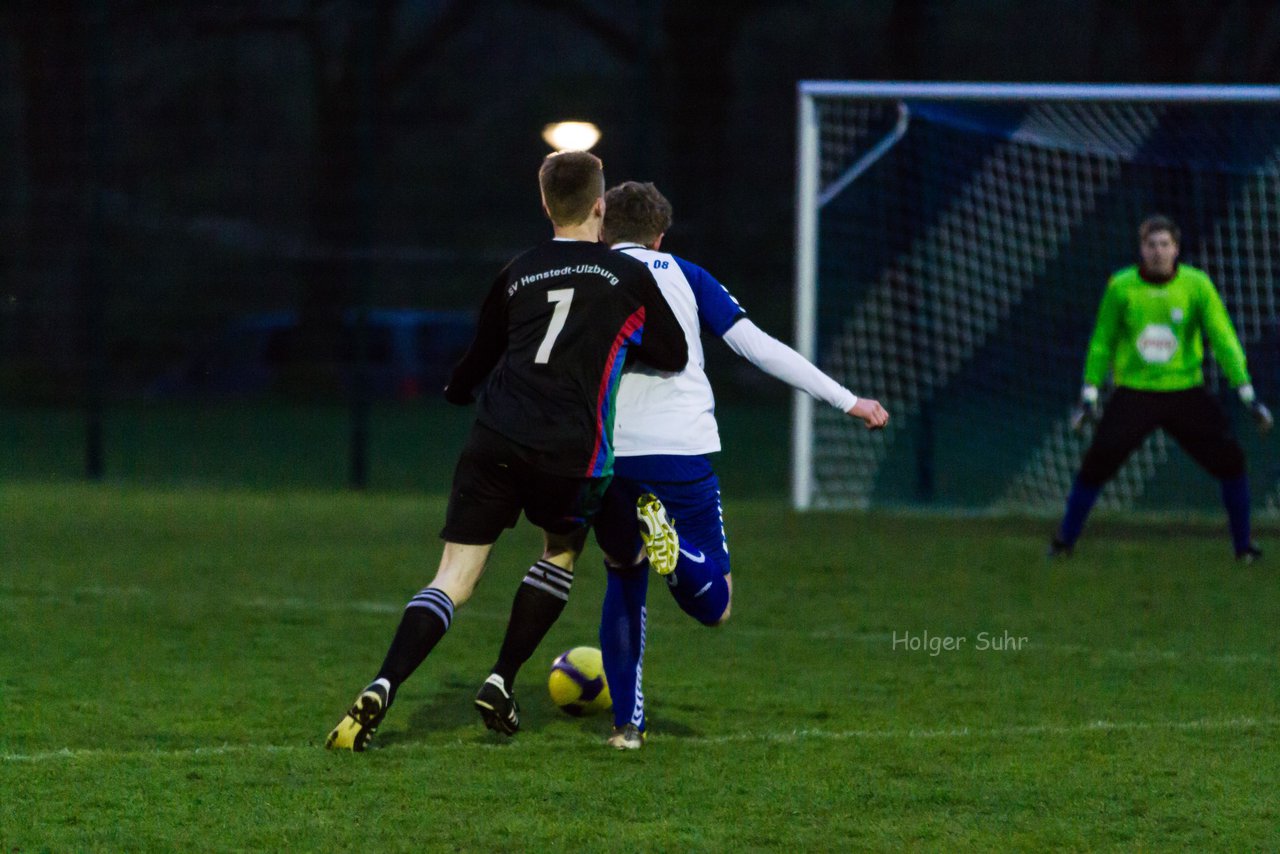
left=1139, top=213, right=1181, bottom=245
left=539, top=151, right=604, bottom=226
left=602, top=181, right=673, bottom=246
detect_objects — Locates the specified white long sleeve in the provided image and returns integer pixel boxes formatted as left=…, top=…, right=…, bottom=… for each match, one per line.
left=721, top=318, right=857, bottom=411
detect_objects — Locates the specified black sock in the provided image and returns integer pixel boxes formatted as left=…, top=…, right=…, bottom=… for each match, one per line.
left=375, top=586, right=455, bottom=700
left=491, top=560, right=574, bottom=689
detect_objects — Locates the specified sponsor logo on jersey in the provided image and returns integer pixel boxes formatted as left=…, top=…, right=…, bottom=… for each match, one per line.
left=1136, top=324, right=1178, bottom=364
left=1171, top=307, right=1184, bottom=323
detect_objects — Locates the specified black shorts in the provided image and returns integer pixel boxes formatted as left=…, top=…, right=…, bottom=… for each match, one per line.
left=440, top=422, right=609, bottom=545
left=1080, top=386, right=1246, bottom=486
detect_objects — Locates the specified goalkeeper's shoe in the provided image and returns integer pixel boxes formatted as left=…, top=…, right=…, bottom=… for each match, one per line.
left=1237, top=545, right=1263, bottom=564
left=637, top=493, right=679, bottom=576
left=1046, top=537, right=1074, bottom=559
left=474, top=674, right=520, bottom=735
left=606, top=723, right=645, bottom=751
left=325, top=680, right=389, bottom=752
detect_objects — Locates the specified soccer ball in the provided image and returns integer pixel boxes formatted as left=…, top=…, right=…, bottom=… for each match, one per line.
left=548, top=646, right=611, bottom=716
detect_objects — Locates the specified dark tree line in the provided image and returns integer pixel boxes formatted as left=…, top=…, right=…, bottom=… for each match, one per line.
left=3, top=0, right=1279, bottom=397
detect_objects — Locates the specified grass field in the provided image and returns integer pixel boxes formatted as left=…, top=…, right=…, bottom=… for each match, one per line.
left=2, top=481, right=1278, bottom=850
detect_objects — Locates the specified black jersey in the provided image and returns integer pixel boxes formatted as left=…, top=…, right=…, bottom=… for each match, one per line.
left=445, top=239, right=686, bottom=478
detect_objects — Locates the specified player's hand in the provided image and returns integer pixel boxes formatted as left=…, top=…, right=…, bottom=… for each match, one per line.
left=1238, top=385, right=1272, bottom=435
left=1069, top=402, right=1098, bottom=432
left=848, top=397, right=889, bottom=430
left=1250, top=400, right=1273, bottom=435
left=1069, top=385, right=1100, bottom=433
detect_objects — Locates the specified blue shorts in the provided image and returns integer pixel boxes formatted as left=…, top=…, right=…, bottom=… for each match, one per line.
left=594, top=457, right=730, bottom=577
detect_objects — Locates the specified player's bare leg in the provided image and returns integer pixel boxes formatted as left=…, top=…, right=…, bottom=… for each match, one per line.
left=428, top=541, right=497, bottom=606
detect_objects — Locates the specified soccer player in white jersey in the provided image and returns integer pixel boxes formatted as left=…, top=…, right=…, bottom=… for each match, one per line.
left=592, top=181, right=888, bottom=749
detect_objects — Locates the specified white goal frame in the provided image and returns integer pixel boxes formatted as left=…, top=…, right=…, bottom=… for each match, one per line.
left=792, top=81, right=1280, bottom=510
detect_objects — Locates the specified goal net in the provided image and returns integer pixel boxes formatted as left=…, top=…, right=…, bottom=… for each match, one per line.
left=793, top=83, right=1280, bottom=514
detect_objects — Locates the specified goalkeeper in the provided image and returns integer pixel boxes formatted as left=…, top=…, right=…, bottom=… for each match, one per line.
left=1050, top=214, right=1271, bottom=561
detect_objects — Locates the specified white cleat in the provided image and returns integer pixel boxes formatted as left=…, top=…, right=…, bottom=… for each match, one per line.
left=606, top=723, right=645, bottom=750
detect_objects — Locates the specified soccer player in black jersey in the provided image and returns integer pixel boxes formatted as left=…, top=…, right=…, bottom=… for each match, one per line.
left=326, top=151, right=687, bottom=751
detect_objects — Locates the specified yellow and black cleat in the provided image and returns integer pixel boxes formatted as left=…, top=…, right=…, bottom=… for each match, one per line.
left=637, top=493, right=679, bottom=576
left=325, top=682, right=389, bottom=752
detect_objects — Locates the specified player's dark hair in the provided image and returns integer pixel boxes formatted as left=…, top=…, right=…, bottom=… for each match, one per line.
left=539, top=151, right=604, bottom=226
left=1139, top=214, right=1181, bottom=245
left=602, top=181, right=674, bottom=246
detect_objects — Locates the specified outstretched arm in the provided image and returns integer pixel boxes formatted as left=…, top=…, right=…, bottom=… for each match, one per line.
left=721, top=318, right=887, bottom=429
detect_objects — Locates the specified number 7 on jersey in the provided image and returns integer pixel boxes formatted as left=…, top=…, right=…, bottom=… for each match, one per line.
left=534, top=288, right=574, bottom=364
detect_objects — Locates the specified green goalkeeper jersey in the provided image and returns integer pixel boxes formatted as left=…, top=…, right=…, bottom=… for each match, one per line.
left=1082, top=263, right=1250, bottom=392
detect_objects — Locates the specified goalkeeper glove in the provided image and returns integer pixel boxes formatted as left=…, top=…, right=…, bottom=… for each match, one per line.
left=1069, top=385, right=1100, bottom=433
left=1238, top=385, right=1273, bottom=434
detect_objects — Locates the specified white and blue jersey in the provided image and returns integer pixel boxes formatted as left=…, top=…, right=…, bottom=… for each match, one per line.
left=595, top=243, right=738, bottom=593
left=602, top=239, right=856, bottom=541
left=611, top=243, right=745, bottom=462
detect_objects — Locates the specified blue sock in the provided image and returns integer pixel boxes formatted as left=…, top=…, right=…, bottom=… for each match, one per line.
left=1220, top=475, right=1251, bottom=555
left=665, top=551, right=730, bottom=626
left=599, top=563, right=648, bottom=731
left=1057, top=476, right=1101, bottom=546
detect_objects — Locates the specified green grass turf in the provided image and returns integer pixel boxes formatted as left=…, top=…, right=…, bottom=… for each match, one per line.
left=2, top=483, right=1278, bottom=850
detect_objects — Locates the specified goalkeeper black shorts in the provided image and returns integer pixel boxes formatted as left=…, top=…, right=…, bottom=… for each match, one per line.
left=1080, top=386, right=1245, bottom=485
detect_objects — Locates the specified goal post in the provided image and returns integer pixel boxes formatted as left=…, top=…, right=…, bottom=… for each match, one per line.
left=793, top=81, right=1280, bottom=513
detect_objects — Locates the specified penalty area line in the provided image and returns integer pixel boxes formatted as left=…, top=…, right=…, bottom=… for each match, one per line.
left=4, top=717, right=1275, bottom=763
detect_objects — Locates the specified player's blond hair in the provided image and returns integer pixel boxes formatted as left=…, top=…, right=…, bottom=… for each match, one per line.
left=602, top=181, right=673, bottom=246
left=539, top=151, right=604, bottom=226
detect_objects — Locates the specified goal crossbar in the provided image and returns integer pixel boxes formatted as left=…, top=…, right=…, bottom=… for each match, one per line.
left=799, top=81, right=1280, bottom=103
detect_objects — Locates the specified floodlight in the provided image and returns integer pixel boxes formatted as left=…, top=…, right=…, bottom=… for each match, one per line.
left=542, top=121, right=601, bottom=152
